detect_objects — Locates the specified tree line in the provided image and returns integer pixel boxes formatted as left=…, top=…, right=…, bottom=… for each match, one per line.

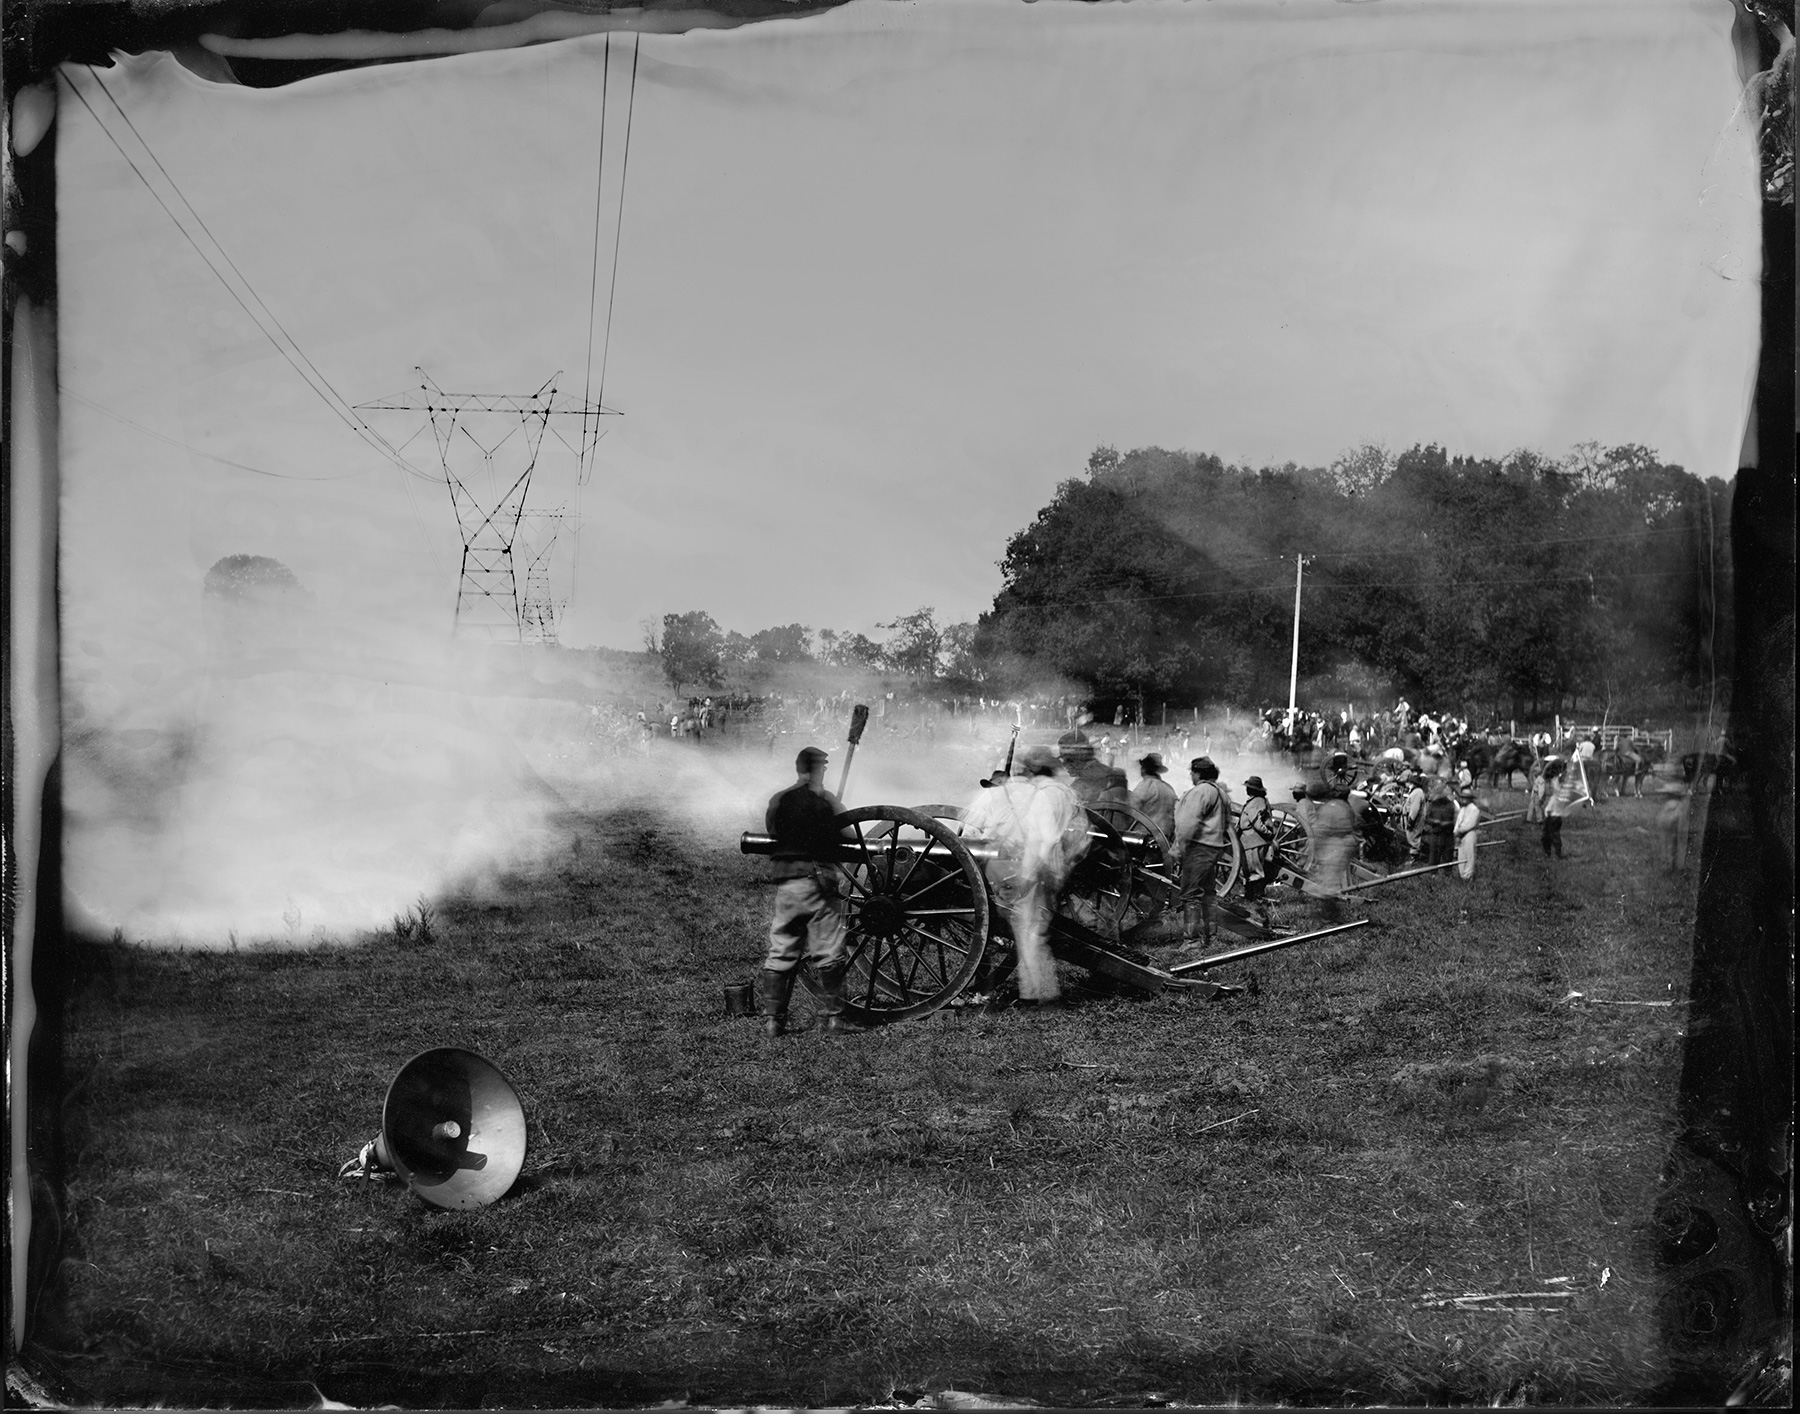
left=646, top=441, right=1732, bottom=721
left=643, top=607, right=981, bottom=693
left=972, top=442, right=1733, bottom=721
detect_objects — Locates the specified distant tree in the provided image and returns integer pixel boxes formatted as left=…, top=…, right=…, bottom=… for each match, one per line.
left=941, top=621, right=983, bottom=682
left=750, top=623, right=814, bottom=663
left=721, top=630, right=753, bottom=664
left=640, top=618, right=661, bottom=654
left=1327, top=443, right=1396, bottom=497
left=202, top=554, right=308, bottom=604
left=659, top=610, right=726, bottom=691
left=878, top=607, right=944, bottom=677
left=820, top=630, right=886, bottom=670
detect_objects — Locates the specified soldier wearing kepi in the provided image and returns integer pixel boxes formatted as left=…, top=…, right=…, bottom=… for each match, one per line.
left=759, top=746, right=865, bottom=1037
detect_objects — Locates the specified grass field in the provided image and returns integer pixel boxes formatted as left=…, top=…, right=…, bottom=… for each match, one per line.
left=24, top=744, right=1735, bottom=1408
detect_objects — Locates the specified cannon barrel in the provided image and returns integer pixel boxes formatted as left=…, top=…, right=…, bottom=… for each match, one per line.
left=740, top=831, right=1000, bottom=863
left=739, top=824, right=1158, bottom=866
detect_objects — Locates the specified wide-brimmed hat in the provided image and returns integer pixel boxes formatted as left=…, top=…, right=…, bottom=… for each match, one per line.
left=1190, top=756, right=1218, bottom=779
left=1138, top=752, right=1166, bottom=776
left=1243, top=775, right=1266, bottom=795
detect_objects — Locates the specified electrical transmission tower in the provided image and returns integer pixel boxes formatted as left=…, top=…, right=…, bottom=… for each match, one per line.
left=358, top=370, right=615, bottom=643
left=517, top=512, right=564, bottom=645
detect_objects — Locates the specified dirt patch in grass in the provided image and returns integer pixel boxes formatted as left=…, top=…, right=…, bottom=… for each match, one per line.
left=24, top=791, right=1744, bottom=1406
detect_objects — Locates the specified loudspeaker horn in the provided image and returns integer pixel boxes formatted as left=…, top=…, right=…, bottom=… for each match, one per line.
left=372, top=1047, right=527, bottom=1210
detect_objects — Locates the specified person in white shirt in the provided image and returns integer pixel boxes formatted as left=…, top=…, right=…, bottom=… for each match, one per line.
left=963, top=746, right=1087, bottom=1005
left=1453, top=788, right=1482, bottom=879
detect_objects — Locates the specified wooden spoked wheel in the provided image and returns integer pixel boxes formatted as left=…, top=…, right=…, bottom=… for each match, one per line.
left=1268, top=802, right=1313, bottom=881
left=1212, top=813, right=1245, bottom=898
left=896, top=805, right=1021, bottom=996
left=797, top=804, right=991, bottom=1025
left=1059, top=807, right=1143, bottom=945
left=1080, top=801, right=1179, bottom=944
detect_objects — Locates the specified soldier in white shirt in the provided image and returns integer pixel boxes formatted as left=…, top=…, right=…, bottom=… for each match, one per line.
left=963, top=747, right=1087, bottom=1005
left=1453, top=787, right=1482, bottom=879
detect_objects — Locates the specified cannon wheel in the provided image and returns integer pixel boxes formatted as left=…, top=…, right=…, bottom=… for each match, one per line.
left=796, top=804, right=991, bottom=1025
left=1080, top=801, right=1180, bottom=945
left=1058, top=807, right=1143, bottom=944
left=1268, top=802, right=1313, bottom=882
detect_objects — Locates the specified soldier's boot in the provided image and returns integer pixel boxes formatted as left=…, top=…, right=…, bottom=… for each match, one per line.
left=815, top=963, right=870, bottom=1034
left=756, top=967, right=796, bottom=1038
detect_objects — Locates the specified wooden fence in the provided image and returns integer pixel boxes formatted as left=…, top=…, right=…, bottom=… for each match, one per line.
left=1562, top=724, right=1675, bottom=751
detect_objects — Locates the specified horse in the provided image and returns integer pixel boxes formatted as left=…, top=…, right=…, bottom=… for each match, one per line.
left=1602, top=740, right=1660, bottom=798
left=1449, top=736, right=1493, bottom=786
left=1680, top=749, right=1736, bottom=794
left=1487, top=739, right=1535, bottom=790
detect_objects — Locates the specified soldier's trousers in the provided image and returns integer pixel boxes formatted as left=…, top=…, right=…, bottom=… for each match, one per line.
left=765, top=874, right=847, bottom=972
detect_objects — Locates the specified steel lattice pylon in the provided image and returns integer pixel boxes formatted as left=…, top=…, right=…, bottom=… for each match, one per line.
left=358, top=370, right=616, bottom=641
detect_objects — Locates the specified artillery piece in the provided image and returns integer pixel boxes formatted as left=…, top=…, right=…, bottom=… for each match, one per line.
left=740, top=797, right=1358, bottom=1026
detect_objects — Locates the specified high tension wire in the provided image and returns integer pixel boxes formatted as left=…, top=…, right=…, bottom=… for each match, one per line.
left=61, top=64, right=447, bottom=572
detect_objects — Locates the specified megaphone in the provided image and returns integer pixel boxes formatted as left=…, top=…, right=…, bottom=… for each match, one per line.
left=360, top=1048, right=527, bottom=1210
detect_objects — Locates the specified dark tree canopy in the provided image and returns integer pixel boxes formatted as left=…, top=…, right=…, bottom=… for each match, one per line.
left=973, top=444, right=1732, bottom=719
left=659, top=610, right=726, bottom=691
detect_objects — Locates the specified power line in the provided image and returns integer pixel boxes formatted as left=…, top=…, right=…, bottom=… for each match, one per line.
left=65, top=390, right=368, bottom=481
left=579, top=34, right=612, bottom=479
left=63, top=65, right=448, bottom=572
left=596, top=34, right=640, bottom=417
left=67, top=70, right=414, bottom=477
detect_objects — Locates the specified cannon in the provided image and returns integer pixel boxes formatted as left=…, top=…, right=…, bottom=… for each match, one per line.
left=740, top=797, right=1354, bottom=1026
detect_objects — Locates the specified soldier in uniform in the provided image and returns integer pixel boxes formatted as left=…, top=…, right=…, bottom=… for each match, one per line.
left=1453, top=786, right=1482, bottom=879
left=1130, top=752, right=1178, bottom=844
left=758, top=747, right=865, bottom=1037
left=1173, top=757, right=1232, bottom=946
left=1306, top=781, right=1357, bottom=922
left=964, top=746, right=1088, bottom=1006
left=1059, top=729, right=1130, bottom=807
left=1238, top=774, right=1275, bottom=925
left=1402, top=771, right=1429, bottom=862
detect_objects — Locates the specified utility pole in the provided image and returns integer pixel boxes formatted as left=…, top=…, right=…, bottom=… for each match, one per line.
left=1286, top=553, right=1308, bottom=735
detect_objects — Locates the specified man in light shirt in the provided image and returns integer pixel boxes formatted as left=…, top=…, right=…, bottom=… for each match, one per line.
left=1453, top=787, right=1482, bottom=879
left=963, top=746, right=1088, bottom=1006
left=1172, top=756, right=1231, bottom=947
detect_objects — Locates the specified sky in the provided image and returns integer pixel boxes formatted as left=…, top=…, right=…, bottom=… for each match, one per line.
left=58, top=0, right=1761, bottom=656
